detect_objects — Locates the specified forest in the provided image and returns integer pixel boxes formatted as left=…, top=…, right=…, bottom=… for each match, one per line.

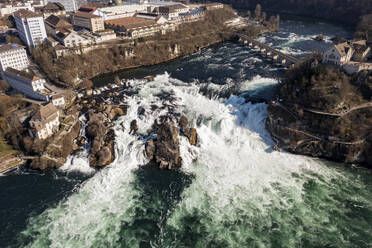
left=196, top=0, right=372, bottom=25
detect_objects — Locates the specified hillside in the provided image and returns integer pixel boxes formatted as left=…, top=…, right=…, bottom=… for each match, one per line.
left=201, top=0, right=372, bottom=25
left=266, top=58, right=372, bottom=167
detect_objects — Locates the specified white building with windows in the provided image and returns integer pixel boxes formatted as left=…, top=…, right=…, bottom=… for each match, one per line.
left=13, top=9, right=47, bottom=47
left=322, top=40, right=372, bottom=74
left=51, top=93, right=65, bottom=107
left=55, top=29, right=92, bottom=47
left=2, top=68, right=47, bottom=101
left=0, top=44, right=29, bottom=72
left=0, top=2, right=34, bottom=17
left=322, top=42, right=354, bottom=66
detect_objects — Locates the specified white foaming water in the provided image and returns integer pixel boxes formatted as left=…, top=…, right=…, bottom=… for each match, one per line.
left=239, top=75, right=278, bottom=92
left=20, top=73, right=351, bottom=247
left=59, top=115, right=95, bottom=175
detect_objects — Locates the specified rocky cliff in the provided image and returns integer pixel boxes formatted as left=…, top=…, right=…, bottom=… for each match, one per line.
left=266, top=58, right=372, bottom=167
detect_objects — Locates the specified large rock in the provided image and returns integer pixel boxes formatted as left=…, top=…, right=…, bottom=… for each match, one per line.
left=178, top=115, right=198, bottom=146
left=179, top=115, right=188, bottom=134
left=145, top=139, right=155, bottom=160
left=105, top=106, right=125, bottom=120
left=154, top=121, right=181, bottom=169
left=96, top=146, right=113, bottom=167
left=86, top=114, right=105, bottom=139
left=185, top=128, right=198, bottom=146
left=130, top=120, right=138, bottom=134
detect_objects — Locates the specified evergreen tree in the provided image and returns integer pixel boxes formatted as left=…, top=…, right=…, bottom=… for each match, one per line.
left=254, top=4, right=261, bottom=20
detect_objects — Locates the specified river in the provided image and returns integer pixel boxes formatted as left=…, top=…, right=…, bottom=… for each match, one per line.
left=1, top=18, right=372, bottom=248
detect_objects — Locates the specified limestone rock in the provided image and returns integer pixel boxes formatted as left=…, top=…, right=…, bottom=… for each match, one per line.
left=96, top=146, right=113, bottom=167
left=186, top=128, right=198, bottom=146
left=145, top=139, right=155, bottom=160
left=76, top=136, right=86, bottom=146
left=178, top=115, right=198, bottom=146
left=179, top=115, right=188, bottom=134
left=154, top=121, right=182, bottom=169
left=130, top=120, right=138, bottom=134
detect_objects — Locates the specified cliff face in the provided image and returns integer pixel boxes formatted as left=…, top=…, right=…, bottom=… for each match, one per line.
left=266, top=58, right=372, bottom=167
left=31, top=7, right=241, bottom=88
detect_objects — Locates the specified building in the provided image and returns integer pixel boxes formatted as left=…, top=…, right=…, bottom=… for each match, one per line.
left=72, top=11, right=105, bottom=32
left=2, top=68, right=47, bottom=101
left=48, top=0, right=77, bottom=13
left=44, top=14, right=73, bottom=36
left=55, top=29, right=91, bottom=47
left=105, top=16, right=175, bottom=38
left=86, top=4, right=147, bottom=21
left=323, top=40, right=372, bottom=74
left=322, top=42, right=354, bottom=65
left=0, top=44, right=29, bottom=72
left=51, top=93, right=65, bottom=107
left=93, top=29, right=117, bottom=43
left=155, top=4, right=189, bottom=19
left=343, top=62, right=372, bottom=74
left=30, top=103, right=60, bottom=139
left=35, top=2, right=66, bottom=18
left=0, top=2, right=34, bottom=17
left=323, top=40, right=371, bottom=65
left=203, top=2, right=224, bottom=11
left=13, top=9, right=47, bottom=47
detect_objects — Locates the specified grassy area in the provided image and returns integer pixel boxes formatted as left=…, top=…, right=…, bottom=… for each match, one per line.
left=0, top=133, right=18, bottom=158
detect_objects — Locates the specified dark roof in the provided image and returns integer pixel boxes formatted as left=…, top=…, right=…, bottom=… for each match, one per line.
left=33, top=103, right=58, bottom=123
left=334, top=42, right=350, bottom=57
left=158, top=4, right=188, bottom=13
left=105, top=17, right=156, bottom=30
left=13, top=9, right=41, bottom=18
left=0, top=43, right=25, bottom=53
left=4, top=68, right=38, bottom=81
left=43, top=2, right=65, bottom=11
left=45, top=14, right=61, bottom=26
left=45, top=14, right=72, bottom=29
left=56, top=30, right=70, bottom=39
left=52, top=93, right=64, bottom=100
left=78, top=6, right=97, bottom=13
left=353, top=44, right=370, bottom=54
left=36, top=2, right=65, bottom=13
left=73, top=11, right=100, bottom=19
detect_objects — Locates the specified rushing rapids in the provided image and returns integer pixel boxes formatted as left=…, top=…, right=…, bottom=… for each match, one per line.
left=1, top=19, right=371, bottom=248
left=15, top=74, right=372, bottom=248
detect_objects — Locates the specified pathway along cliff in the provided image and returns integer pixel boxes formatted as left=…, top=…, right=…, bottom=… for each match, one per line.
left=1, top=18, right=372, bottom=248
left=266, top=57, right=372, bottom=167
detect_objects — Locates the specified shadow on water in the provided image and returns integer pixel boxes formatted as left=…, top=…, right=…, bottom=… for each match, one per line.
left=0, top=168, right=92, bottom=248
left=117, top=165, right=194, bottom=248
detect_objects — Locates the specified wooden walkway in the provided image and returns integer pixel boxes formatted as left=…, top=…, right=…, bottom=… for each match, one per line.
left=238, top=34, right=301, bottom=65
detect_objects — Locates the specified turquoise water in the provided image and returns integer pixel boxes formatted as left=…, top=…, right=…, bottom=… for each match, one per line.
left=1, top=19, right=371, bottom=248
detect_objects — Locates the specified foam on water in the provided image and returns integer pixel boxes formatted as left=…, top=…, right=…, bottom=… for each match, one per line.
left=18, top=74, right=372, bottom=248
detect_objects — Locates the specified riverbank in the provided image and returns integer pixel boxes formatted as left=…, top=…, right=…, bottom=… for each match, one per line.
left=31, top=7, right=276, bottom=89
left=266, top=57, right=372, bottom=167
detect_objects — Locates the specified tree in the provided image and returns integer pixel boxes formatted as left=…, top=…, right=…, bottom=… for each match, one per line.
left=262, top=11, right=267, bottom=22
left=114, top=75, right=121, bottom=85
left=246, top=10, right=251, bottom=19
left=0, top=80, right=10, bottom=92
left=276, top=14, right=280, bottom=28
left=254, top=4, right=261, bottom=20
left=5, top=34, right=23, bottom=45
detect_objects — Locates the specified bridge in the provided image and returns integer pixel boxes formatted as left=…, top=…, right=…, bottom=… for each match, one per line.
left=237, top=34, right=301, bottom=67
